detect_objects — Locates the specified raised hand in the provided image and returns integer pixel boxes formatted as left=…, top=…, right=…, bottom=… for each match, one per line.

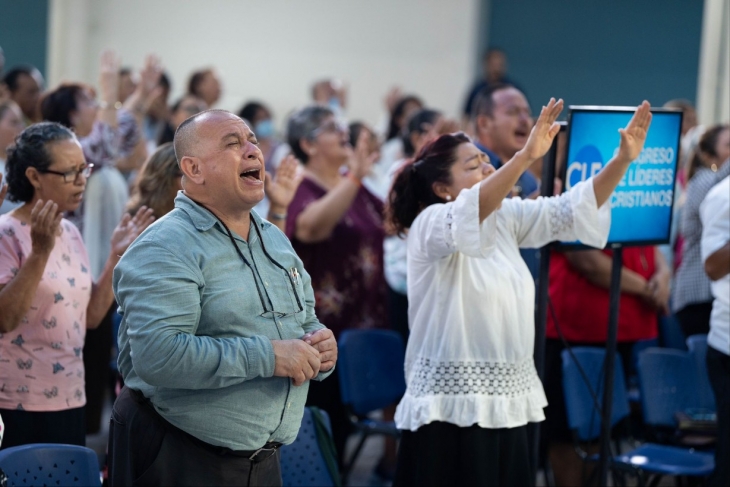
left=110, top=206, right=155, bottom=257
left=348, top=129, right=379, bottom=180
left=302, top=328, right=337, bottom=373
left=521, top=98, right=564, bottom=161
left=265, top=155, right=303, bottom=211
left=138, top=54, right=162, bottom=98
left=272, top=339, right=321, bottom=386
left=617, top=101, right=652, bottom=163
left=334, top=80, right=348, bottom=110
left=30, top=200, right=62, bottom=255
left=125, top=54, right=165, bottom=117
left=98, top=50, right=120, bottom=107
left=384, top=86, right=403, bottom=114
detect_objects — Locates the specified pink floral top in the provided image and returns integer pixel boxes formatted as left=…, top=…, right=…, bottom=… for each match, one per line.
left=0, top=215, right=92, bottom=412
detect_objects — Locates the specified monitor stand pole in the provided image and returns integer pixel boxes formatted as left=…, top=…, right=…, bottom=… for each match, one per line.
left=598, top=245, right=623, bottom=486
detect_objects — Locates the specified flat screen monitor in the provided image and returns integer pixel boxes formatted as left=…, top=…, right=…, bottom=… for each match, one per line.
left=558, top=106, right=682, bottom=248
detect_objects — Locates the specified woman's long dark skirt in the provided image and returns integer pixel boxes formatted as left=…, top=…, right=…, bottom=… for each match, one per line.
left=394, top=421, right=534, bottom=487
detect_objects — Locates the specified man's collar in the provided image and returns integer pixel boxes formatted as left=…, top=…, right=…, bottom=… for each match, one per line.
left=174, top=192, right=217, bottom=231
left=173, top=192, right=271, bottom=233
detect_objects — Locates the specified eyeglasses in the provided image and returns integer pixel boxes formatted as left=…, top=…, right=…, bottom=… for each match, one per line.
left=38, top=164, right=94, bottom=183
left=309, top=119, right=349, bottom=139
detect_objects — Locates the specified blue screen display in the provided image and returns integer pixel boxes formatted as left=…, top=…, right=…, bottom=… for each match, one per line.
left=564, top=109, right=681, bottom=246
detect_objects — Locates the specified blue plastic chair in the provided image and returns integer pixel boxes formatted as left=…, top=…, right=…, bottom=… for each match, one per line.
left=686, top=334, right=716, bottom=412
left=337, top=329, right=406, bottom=484
left=562, top=347, right=714, bottom=486
left=0, top=444, right=101, bottom=486
left=628, top=338, right=659, bottom=404
left=281, top=408, right=337, bottom=487
left=637, top=348, right=698, bottom=430
left=561, top=347, right=629, bottom=443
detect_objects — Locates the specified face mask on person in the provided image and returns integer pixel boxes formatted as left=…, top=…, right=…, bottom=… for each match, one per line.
left=254, top=119, right=275, bottom=139
left=328, top=97, right=341, bottom=112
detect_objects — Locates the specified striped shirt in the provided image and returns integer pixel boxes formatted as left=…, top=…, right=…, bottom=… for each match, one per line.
left=672, top=161, right=730, bottom=312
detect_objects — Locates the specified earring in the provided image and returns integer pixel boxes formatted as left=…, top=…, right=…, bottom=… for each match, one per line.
left=445, top=195, right=452, bottom=201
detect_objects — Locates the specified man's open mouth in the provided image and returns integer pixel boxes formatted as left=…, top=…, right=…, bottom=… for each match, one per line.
left=240, top=168, right=261, bottom=180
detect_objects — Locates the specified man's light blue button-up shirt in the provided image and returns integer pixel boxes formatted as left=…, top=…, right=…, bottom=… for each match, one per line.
left=113, top=192, right=331, bottom=450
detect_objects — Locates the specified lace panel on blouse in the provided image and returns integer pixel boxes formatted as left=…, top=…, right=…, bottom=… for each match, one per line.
left=444, top=206, right=457, bottom=251
left=410, top=357, right=536, bottom=398
left=549, top=195, right=573, bottom=239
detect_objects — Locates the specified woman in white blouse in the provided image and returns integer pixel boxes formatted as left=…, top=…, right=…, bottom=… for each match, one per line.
left=386, top=99, right=652, bottom=486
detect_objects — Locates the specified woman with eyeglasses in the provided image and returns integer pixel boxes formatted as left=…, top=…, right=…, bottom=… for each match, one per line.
left=39, top=52, right=160, bottom=433
left=0, top=122, right=153, bottom=448
left=40, top=52, right=148, bottom=278
left=285, top=105, right=386, bottom=464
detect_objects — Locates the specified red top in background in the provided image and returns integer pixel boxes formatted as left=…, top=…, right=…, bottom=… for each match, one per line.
left=546, top=246, right=658, bottom=343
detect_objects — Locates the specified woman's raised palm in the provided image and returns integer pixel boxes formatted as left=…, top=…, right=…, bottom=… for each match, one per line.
left=522, top=98, right=564, bottom=160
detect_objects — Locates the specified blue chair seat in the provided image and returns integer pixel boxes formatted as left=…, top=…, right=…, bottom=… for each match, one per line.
left=0, top=443, right=101, bottom=487
left=281, top=407, right=337, bottom=487
left=615, top=444, right=715, bottom=477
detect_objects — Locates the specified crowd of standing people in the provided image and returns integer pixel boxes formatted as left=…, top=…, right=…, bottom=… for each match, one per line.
left=0, top=44, right=727, bottom=487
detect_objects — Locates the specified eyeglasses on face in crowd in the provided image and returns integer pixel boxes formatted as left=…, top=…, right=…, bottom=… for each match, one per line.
left=38, top=163, right=94, bottom=183
left=309, top=119, right=349, bottom=139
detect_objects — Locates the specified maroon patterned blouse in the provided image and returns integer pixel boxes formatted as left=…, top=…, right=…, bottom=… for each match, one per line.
left=285, top=177, right=388, bottom=338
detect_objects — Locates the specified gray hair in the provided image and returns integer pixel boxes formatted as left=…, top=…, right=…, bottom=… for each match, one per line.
left=286, top=105, right=334, bottom=164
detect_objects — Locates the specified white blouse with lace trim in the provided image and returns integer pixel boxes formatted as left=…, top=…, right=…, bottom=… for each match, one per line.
left=395, top=179, right=610, bottom=431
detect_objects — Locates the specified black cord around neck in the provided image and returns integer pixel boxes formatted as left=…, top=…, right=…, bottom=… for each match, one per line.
left=188, top=198, right=303, bottom=314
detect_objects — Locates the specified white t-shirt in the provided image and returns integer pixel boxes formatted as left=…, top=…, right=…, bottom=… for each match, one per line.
left=383, top=159, right=409, bottom=294
left=700, top=175, right=730, bottom=355
left=364, top=138, right=403, bottom=201
left=395, top=178, right=610, bottom=431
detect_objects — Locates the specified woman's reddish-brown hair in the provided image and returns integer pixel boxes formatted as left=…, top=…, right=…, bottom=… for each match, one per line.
left=386, top=132, right=471, bottom=236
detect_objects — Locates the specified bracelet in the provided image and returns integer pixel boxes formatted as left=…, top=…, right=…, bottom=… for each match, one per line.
left=99, top=100, right=122, bottom=110
left=346, top=172, right=362, bottom=187
left=269, top=212, right=287, bottom=220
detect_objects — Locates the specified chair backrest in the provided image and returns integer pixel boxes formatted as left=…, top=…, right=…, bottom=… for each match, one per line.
left=0, top=444, right=101, bottom=486
left=281, top=408, right=336, bottom=487
left=337, top=329, right=407, bottom=416
left=630, top=338, right=659, bottom=379
left=637, top=347, right=697, bottom=427
left=659, top=314, right=687, bottom=350
left=561, top=347, right=630, bottom=442
left=685, top=334, right=716, bottom=411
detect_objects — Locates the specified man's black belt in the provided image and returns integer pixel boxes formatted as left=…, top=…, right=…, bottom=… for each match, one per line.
left=128, top=387, right=283, bottom=462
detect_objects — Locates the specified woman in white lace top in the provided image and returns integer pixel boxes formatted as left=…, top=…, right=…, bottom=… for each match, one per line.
left=386, top=99, right=653, bottom=486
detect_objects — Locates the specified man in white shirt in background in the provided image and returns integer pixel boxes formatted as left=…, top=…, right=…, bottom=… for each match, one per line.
left=699, top=173, right=730, bottom=487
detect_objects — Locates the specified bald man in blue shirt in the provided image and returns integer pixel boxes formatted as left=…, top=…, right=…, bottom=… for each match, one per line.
left=109, top=110, right=337, bottom=486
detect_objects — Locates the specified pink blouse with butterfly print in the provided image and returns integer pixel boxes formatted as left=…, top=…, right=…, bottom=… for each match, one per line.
left=0, top=214, right=92, bottom=412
